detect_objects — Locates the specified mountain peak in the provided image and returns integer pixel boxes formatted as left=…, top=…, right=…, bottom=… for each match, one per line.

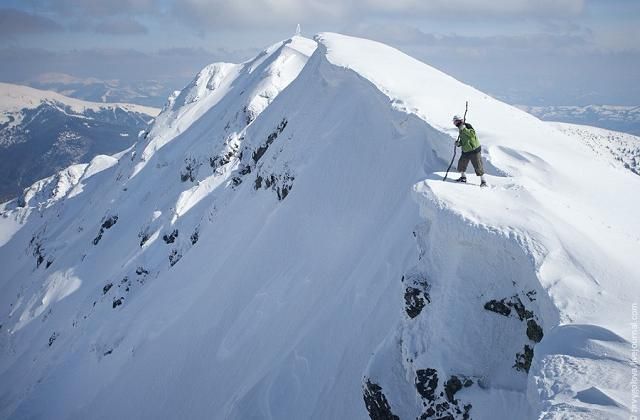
left=0, top=32, right=637, bottom=420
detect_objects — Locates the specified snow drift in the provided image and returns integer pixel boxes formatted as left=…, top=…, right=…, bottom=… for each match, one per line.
left=0, top=33, right=637, bottom=420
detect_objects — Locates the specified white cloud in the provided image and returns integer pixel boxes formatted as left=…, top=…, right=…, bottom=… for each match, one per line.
left=173, top=0, right=586, bottom=28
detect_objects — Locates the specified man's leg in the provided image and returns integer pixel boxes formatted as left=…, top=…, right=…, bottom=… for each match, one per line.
left=456, top=154, right=470, bottom=182
left=470, top=151, right=487, bottom=185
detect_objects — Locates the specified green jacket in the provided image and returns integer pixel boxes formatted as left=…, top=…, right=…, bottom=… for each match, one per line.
left=459, top=123, right=481, bottom=153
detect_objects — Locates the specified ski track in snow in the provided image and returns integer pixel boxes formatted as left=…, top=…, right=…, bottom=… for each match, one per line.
left=0, top=33, right=638, bottom=420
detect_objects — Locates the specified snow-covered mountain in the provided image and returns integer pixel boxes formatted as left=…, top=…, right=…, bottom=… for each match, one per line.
left=517, top=104, right=640, bottom=136
left=26, top=73, right=172, bottom=108
left=0, top=83, right=159, bottom=201
left=0, top=34, right=637, bottom=420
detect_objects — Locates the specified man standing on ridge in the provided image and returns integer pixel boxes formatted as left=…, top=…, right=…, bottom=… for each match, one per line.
left=453, top=115, right=487, bottom=187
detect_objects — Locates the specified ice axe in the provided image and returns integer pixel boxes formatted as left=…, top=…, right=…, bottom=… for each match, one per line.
left=443, top=101, right=468, bottom=181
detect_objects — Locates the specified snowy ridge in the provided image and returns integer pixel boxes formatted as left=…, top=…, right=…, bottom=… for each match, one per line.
left=0, top=33, right=637, bottom=420
left=134, top=36, right=316, bottom=176
left=319, top=33, right=637, bottom=419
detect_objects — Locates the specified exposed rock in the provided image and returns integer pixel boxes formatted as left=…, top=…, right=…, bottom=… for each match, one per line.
left=180, top=157, right=199, bottom=182
left=415, top=369, right=473, bottom=419
left=112, top=297, right=123, bottom=309
left=102, top=283, right=113, bottom=295
left=252, top=118, right=287, bottom=163
left=484, top=299, right=511, bottom=316
left=93, top=215, right=118, bottom=245
left=135, top=266, right=149, bottom=275
left=526, top=319, right=544, bottom=343
left=362, top=379, right=399, bottom=420
left=514, top=345, right=534, bottom=372
left=444, top=376, right=463, bottom=403
left=163, top=229, right=178, bottom=244
left=254, top=172, right=295, bottom=201
left=190, top=230, right=199, bottom=245
left=404, top=287, right=426, bottom=319
left=403, top=271, right=430, bottom=318
left=48, top=332, right=58, bottom=347
left=510, top=297, right=533, bottom=321
left=138, top=230, right=150, bottom=247
left=169, top=249, right=182, bottom=266
left=416, top=368, right=438, bottom=402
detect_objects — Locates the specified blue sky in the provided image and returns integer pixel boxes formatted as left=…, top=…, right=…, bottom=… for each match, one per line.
left=1, top=0, right=638, bottom=105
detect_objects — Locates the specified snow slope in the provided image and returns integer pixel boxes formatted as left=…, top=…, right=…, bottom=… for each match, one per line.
left=0, top=33, right=637, bottom=420
left=551, top=121, right=640, bottom=176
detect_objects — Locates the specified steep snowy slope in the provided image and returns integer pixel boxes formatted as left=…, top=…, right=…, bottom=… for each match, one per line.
left=0, top=33, right=637, bottom=420
left=0, top=83, right=158, bottom=201
left=551, top=121, right=640, bottom=176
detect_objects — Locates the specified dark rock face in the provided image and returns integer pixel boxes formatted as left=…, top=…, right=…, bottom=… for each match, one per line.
left=404, top=287, right=426, bottom=319
left=169, top=249, right=182, bottom=266
left=402, top=270, right=431, bottom=318
left=362, top=379, right=400, bottom=420
left=190, top=230, right=199, bottom=245
left=180, top=157, right=200, bottom=182
left=31, top=240, right=46, bottom=268
left=514, top=345, right=534, bottom=372
left=112, top=297, right=123, bottom=309
left=138, top=230, right=150, bottom=247
left=93, top=215, right=118, bottom=245
left=163, top=229, right=178, bottom=244
left=483, top=292, right=544, bottom=373
left=254, top=172, right=295, bottom=201
left=416, top=369, right=439, bottom=402
left=484, top=299, right=511, bottom=316
left=415, top=369, right=473, bottom=419
left=252, top=118, right=287, bottom=164
left=210, top=142, right=240, bottom=172
left=526, top=319, right=544, bottom=343
left=102, top=283, right=113, bottom=295
left=48, top=332, right=58, bottom=347
left=135, top=267, right=149, bottom=276
left=444, top=376, right=463, bottom=403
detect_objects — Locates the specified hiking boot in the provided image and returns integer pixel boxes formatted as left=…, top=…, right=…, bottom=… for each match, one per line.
left=456, top=176, right=467, bottom=183
left=480, top=180, right=488, bottom=188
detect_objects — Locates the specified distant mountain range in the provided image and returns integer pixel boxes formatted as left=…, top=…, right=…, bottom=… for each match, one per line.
left=517, top=104, right=640, bottom=136
left=0, top=82, right=159, bottom=201
left=24, top=73, right=174, bottom=108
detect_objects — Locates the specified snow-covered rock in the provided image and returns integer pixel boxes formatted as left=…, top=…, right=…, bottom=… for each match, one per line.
left=0, top=33, right=637, bottom=420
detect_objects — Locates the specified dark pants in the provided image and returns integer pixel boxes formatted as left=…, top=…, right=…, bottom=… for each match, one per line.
left=457, top=146, right=484, bottom=176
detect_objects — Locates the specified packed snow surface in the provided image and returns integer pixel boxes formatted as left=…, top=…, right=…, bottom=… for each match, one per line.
left=0, top=33, right=637, bottom=420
